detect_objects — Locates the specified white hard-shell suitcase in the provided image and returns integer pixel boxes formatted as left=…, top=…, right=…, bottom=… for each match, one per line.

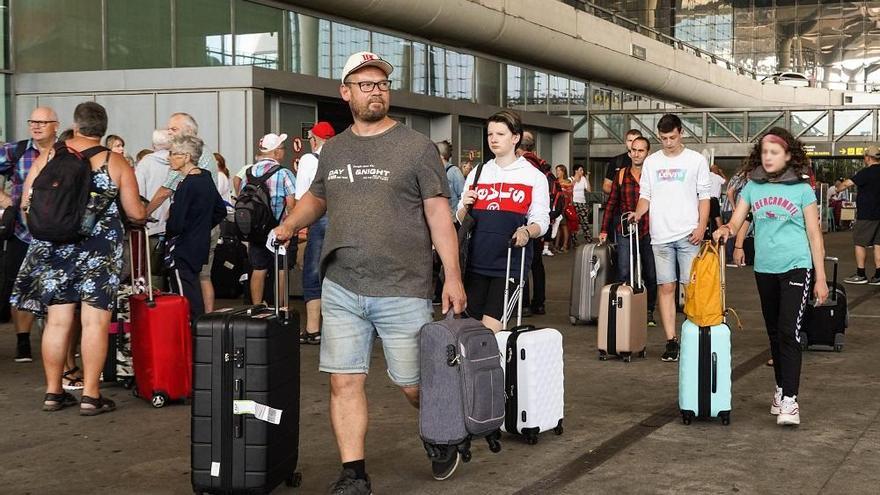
left=496, top=246, right=565, bottom=444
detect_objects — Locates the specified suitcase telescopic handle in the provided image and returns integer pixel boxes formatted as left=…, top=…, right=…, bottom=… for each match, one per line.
left=272, top=240, right=290, bottom=321
left=128, top=226, right=154, bottom=303
left=501, top=239, right=527, bottom=330
left=824, top=256, right=839, bottom=302
left=625, top=213, right=643, bottom=290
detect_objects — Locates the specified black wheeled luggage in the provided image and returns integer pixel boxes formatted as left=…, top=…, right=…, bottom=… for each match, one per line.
left=192, top=249, right=301, bottom=494
left=801, top=256, right=847, bottom=352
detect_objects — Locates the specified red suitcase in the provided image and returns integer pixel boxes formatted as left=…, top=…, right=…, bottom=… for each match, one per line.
left=129, top=228, right=192, bottom=408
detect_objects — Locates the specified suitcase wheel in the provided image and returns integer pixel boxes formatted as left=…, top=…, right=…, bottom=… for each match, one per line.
left=461, top=450, right=472, bottom=463
left=834, top=344, right=843, bottom=352
left=638, top=349, right=647, bottom=358
left=526, top=434, right=538, bottom=445
left=622, top=353, right=632, bottom=363
left=151, top=392, right=168, bottom=408
left=569, top=316, right=578, bottom=325
left=285, top=472, right=302, bottom=487
left=598, top=351, right=608, bottom=361
left=799, top=333, right=809, bottom=352
left=554, top=420, right=564, bottom=436
left=131, top=387, right=139, bottom=398
left=486, top=430, right=502, bottom=453
left=121, top=378, right=135, bottom=390
left=681, top=411, right=695, bottom=425
left=720, top=412, right=731, bottom=426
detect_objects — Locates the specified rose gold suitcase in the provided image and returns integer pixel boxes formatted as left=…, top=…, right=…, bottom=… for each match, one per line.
left=597, top=220, right=647, bottom=362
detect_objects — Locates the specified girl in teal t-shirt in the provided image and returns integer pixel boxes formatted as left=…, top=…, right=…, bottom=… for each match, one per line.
left=713, top=127, right=828, bottom=427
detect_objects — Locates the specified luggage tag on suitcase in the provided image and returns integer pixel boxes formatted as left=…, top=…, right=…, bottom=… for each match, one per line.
left=233, top=400, right=283, bottom=425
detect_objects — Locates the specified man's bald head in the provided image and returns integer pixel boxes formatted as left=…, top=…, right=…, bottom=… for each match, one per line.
left=28, top=106, right=59, bottom=145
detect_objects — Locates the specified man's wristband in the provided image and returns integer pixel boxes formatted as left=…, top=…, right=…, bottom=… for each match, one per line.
left=734, top=246, right=744, bottom=250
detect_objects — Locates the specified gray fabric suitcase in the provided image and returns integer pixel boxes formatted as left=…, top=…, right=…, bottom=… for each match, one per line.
left=570, top=242, right=615, bottom=324
left=419, top=313, right=504, bottom=462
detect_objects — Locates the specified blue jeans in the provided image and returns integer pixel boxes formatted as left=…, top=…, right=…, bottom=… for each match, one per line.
left=651, top=236, right=701, bottom=285
left=303, top=215, right=327, bottom=302
left=319, top=278, right=433, bottom=387
left=616, top=232, right=658, bottom=311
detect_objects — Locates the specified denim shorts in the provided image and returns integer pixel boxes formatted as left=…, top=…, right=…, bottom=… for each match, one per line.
left=303, top=216, right=328, bottom=302
left=319, top=278, right=433, bottom=387
left=651, top=236, right=701, bottom=285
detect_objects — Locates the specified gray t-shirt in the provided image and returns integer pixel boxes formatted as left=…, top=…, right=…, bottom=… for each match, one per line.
left=310, top=123, right=449, bottom=298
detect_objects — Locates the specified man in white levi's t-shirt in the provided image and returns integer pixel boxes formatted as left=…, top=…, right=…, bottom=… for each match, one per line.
left=630, top=114, right=711, bottom=363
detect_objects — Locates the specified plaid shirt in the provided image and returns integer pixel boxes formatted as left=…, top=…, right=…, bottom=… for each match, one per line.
left=601, top=165, right=650, bottom=238
left=0, top=139, right=40, bottom=243
left=241, top=159, right=296, bottom=220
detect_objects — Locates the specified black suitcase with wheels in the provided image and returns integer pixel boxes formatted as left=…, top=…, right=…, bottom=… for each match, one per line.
left=192, top=250, right=301, bottom=494
left=801, top=256, right=847, bottom=352
left=211, top=235, right=249, bottom=300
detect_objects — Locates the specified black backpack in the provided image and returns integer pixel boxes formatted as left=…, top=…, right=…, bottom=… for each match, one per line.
left=234, top=164, right=283, bottom=242
left=28, top=144, right=106, bottom=243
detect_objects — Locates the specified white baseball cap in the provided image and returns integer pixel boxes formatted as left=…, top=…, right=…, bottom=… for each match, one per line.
left=258, top=133, right=287, bottom=152
left=340, top=51, right=394, bottom=83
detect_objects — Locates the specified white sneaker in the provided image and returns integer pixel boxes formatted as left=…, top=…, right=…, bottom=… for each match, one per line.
left=777, top=396, right=800, bottom=425
left=770, top=386, right=782, bottom=415
left=542, top=247, right=554, bottom=256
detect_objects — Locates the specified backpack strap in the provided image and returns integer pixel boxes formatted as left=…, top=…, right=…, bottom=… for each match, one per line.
left=9, top=140, right=28, bottom=165
left=617, top=167, right=626, bottom=186
left=246, top=164, right=283, bottom=186
left=81, top=145, right=111, bottom=160
left=445, top=164, right=455, bottom=173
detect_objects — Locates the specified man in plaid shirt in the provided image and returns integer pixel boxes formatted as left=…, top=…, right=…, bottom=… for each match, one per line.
left=241, top=132, right=296, bottom=305
left=0, top=107, right=60, bottom=362
left=599, top=136, right=658, bottom=326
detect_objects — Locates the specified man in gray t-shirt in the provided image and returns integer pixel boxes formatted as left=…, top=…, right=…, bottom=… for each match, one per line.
left=273, top=51, right=465, bottom=491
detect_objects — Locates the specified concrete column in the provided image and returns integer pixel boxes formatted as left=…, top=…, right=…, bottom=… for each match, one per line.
left=296, top=14, right=319, bottom=76
left=553, top=131, right=572, bottom=171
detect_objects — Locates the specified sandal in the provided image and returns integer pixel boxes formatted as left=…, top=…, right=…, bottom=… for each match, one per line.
left=43, top=391, right=79, bottom=412
left=80, top=395, right=117, bottom=416
left=62, top=367, right=84, bottom=391
left=299, top=330, right=321, bottom=345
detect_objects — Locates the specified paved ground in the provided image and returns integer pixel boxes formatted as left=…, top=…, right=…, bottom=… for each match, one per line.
left=1, top=231, right=878, bottom=494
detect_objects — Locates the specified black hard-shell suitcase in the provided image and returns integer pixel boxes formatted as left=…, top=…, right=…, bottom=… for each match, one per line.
left=802, top=256, right=847, bottom=352
left=192, top=249, right=301, bottom=494
left=211, top=235, right=249, bottom=300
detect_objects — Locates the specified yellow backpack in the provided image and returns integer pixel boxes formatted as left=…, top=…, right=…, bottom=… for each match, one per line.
left=684, top=241, right=740, bottom=328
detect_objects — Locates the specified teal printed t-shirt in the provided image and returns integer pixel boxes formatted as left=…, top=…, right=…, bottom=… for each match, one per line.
left=740, top=180, right=815, bottom=274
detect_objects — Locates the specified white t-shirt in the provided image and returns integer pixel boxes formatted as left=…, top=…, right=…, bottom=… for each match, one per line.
left=709, top=172, right=726, bottom=198
left=217, top=171, right=232, bottom=206
left=135, top=150, right=171, bottom=236
left=572, top=176, right=590, bottom=203
left=639, top=148, right=711, bottom=244
left=295, top=149, right=321, bottom=200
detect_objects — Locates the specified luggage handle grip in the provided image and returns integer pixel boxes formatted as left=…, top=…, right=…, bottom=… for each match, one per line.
left=501, top=243, right=527, bottom=330
left=272, top=240, right=290, bottom=322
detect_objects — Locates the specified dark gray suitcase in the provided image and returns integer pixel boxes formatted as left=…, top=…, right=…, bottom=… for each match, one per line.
left=419, top=313, right=504, bottom=462
left=192, top=250, right=301, bottom=494
left=569, top=242, right=614, bottom=324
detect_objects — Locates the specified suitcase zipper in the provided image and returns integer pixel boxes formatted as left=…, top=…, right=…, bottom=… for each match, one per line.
left=221, top=315, right=234, bottom=491
left=607, top=284, right=619, bottom=356
left=698, top=326, right=711, bottom=418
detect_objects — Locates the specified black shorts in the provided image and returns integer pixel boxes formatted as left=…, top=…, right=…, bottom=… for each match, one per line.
left=709, top=197, right=721, bottom=220
left=853, top=219, right=880, bottom=247
left=464, top=271, right=515, bottom=321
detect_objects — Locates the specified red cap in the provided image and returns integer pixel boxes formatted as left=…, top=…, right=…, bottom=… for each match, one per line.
left=310, top=121, right=336, bottom=140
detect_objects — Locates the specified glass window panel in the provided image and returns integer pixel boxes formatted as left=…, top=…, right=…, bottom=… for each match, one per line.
left=13, top=0, right=103, bottom=72
left=445, top=50, right=474, bottom=101
left=526, top=71, right=548, bottom=108
left=372, top=33, right=409, bottom=92
left=707, top=113, right=744, bottom=139
left=0, top=0, right=8, bottom=70
left=834, top=110, right=872, bottom=137
left=591, top=114, right=626, bottom=141
left=288, top=11, right=320, bottom=76
left=475, top=57, right=501, bottom=106
left=569, top=80, right=586, bottom=109
left=331, top=23, right=370, bottom=80
left=460, top=122, right=485, bottom=167
left=590, top=88, right=611, bottom=111
left=428, top=46, right=446, bottom=97
left=548, top=75, right=569, bottom=108
left=318, top=19, right=331, bottom=78
left=412, top=42, right=427, bottom=94
left=747, top=112, right=783, bottom=138
left=234, top=0, right=281, bottom=69
left=681, top=114, right=704, bottom=140
left=0, top=75, right=10, bottom=142
left=107, top=0, right=171, bottom=69
left=791, top=111, right=829, bottom=137
left=506, top=65, right=523, bottom=108
left=176, top=0, right=233, bottom=67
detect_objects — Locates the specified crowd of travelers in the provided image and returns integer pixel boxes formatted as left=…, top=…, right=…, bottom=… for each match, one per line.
left=1, top=49, right=878, bottom=494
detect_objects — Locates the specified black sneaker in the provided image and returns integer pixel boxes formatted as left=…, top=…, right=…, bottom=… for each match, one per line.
left=14, top=341, right=33, bottom=363
left=869, top=275, right=880, bottom=286
left=531, top=305, right=546, bottom=316
left=661, top=339, right=679, bottom=362
left=647, top=310, right=656, bottom=328
left=300, top=330, right=321, bottom=345
left=328, top=468, right=371, bottom=495
left=844, top=274, right=868, bottom=284
left=431, top=446, right=461, bottom=481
